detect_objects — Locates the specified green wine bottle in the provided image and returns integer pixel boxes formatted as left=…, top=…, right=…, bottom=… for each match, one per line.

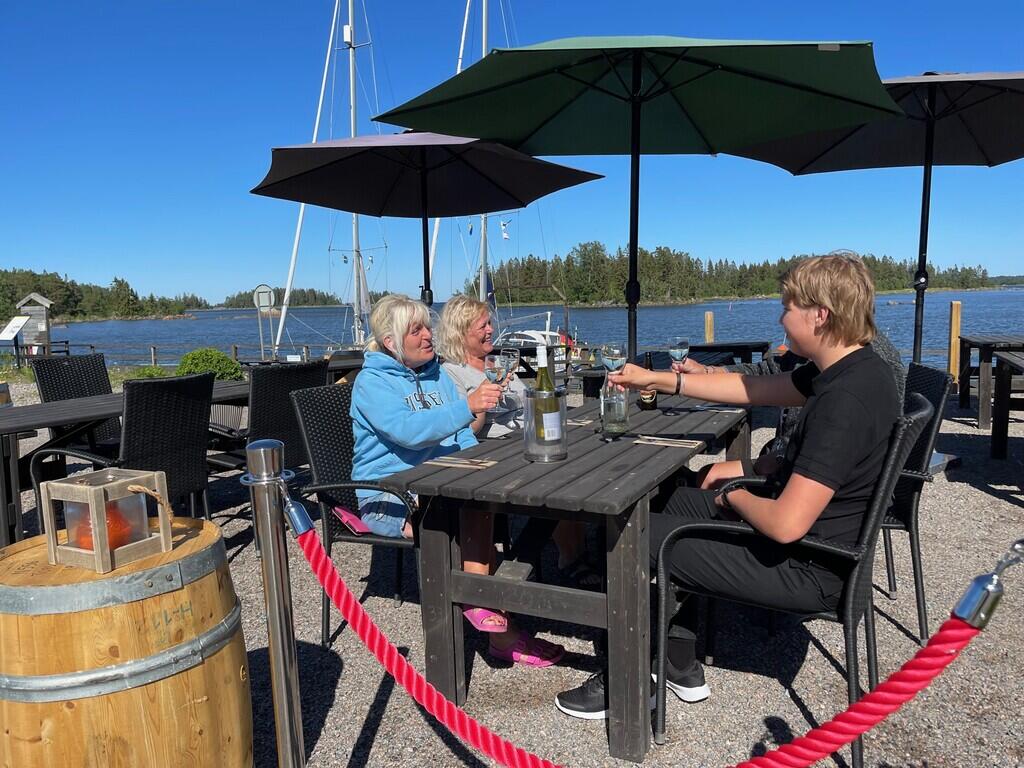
left=534, top=345, right=561, bottom=442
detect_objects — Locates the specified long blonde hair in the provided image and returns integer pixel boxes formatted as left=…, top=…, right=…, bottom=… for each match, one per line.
left=436, top=294, right=491, bottom=364
left=366, top=294, right=432, bottom=364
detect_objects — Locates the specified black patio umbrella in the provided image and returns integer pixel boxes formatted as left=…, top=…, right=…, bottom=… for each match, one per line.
left=733, top=71, right=1024, bottom=362
left=251, top=132, right=602, bottom=305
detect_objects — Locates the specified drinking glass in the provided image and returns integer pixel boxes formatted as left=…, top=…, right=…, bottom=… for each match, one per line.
left=483, top=353, right=508, bottom=413
left=499, top=348, right=521, bottom=410
left=599, top=343, right=629, bottom=437
left=669, top=336, right=690, bottom=372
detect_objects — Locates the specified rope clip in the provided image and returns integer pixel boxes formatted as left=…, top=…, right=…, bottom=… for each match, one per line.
left=953, top=538, right=1024, bottom=629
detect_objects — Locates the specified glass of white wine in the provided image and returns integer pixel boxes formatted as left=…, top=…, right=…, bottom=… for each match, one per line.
left=669, top=336, right=690, bottom=372
left=499, top=348, right=520, bottom=410
left=599, top=343, right=629, bottom=438
left=483, top=353, right=508, bottom=414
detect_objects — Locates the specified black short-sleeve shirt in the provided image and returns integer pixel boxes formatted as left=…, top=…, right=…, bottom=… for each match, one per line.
left=779, top=346, right=900, bottom=546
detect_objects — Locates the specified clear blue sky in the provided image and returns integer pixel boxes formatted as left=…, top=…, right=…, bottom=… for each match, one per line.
left=3, top=1, right=1022, bottom=304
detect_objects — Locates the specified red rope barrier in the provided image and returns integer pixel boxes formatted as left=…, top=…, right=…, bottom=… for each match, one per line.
left=296, top=529, right=562, bottom=768
left=296, top=526, right=981, bottom=768
left=730, top=617, right=980, bottom=768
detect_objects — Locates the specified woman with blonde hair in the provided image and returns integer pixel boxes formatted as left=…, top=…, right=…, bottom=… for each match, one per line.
left=438, top=295, right=602, bottom=589
left=351, top=294, right=563, bottom=667
left=556, top=254, right=900, bottom=718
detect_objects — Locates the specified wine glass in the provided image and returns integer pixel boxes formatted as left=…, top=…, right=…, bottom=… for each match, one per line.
left=499, top=348, right=520, bottom=410
left=483, top=353, right=507, bottom=413
left=599, top=343, right=627, bottom=373
left=669, top=336, right=690, bottom=372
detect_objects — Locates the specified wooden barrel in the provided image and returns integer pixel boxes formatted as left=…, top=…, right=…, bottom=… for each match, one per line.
left=0, top=519, right=252, bottom=767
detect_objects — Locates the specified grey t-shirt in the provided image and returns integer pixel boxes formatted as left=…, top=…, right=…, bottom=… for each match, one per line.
left=442, top=360, right=525, bottom=439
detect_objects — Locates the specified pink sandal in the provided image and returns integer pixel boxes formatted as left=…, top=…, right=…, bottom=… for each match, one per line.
left=489, top=633, right=565, bottom=668
left=462, top=606, right=508, bottom=633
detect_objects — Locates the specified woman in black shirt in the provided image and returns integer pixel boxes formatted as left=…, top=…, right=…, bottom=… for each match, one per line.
left=556, top=254, right=900, bottom=720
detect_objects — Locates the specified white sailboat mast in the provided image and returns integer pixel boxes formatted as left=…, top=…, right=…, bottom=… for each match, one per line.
left=274, top=0, right=341, bottom=357
left=477, top=0, right=488, bottom=302
left=347, top=0, right=367, bottom=345
left=428, top=0, right=474, bottom=278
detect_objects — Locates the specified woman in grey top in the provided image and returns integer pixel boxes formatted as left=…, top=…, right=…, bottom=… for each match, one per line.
left=437, top=295, right=602, bottom=589
left=437, top=295, right=526, bottom=438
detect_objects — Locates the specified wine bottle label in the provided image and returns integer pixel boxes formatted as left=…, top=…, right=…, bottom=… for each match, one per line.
left=541, top=411, right=562, bottom=440
left=536, top=345, right=548, bottom=367
left=639, top=390, right=656, bottom=403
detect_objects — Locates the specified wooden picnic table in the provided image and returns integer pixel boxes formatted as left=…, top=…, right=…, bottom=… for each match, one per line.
left=0, top=380, right=250, bottom=547
left=958, top=334, right=1024, bottom=430
left=991, top=351, right=1024, bottom=459
left=381, top=395, right=750, bottom=763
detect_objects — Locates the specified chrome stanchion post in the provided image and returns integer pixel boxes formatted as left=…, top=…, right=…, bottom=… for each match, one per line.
left=241, top=439, right=305, bottom=768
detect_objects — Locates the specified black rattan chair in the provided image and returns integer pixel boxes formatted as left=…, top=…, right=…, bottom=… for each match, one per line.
left=207, top=360, right=329, bottom=472
left=31, top=353, right=121, bottom=455
left=291, top=382, right=417, bottom=648
left=653, top=393, right=933, bottom=768
left=880, top=363, right=952, bottom=644
left=30, top=373, right=216, bottom=519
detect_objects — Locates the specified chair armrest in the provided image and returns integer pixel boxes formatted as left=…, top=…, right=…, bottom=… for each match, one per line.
left=301, top=482, right=418, bottom=516
left=715, top=475, right=770, bottom=497
left=899, top=468, right=933, bottom=484
left=31, top=447, right=116, bottom=472
left=788, top=535, right=863, bottom=561
left=209, top=423, right=247, bottom=440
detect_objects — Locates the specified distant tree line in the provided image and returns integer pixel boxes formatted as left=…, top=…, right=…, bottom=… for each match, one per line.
left=0, top=268, right=209, bottom=320
left=470, top=242, right=992, bottom=305
left=222, top=287, right=341, bottom=309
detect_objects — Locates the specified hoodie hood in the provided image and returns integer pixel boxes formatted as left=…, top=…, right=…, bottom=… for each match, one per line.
left=361, top=350, right=442, bottom=382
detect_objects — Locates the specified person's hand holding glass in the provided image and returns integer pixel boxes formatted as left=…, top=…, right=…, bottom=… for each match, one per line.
left=669, top=336, right=690, bottom=373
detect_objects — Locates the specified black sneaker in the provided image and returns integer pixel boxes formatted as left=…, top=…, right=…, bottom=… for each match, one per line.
left=554, top=671, right=656, bottom=720
left=651, top=657, right=710, bottom=703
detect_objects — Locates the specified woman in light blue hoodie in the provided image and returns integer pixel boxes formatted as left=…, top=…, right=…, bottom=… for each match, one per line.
left=351, top=294, right=564, bottom=667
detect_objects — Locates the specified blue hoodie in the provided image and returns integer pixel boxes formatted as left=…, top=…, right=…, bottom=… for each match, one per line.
left=351, top=351, right=477, bottom=500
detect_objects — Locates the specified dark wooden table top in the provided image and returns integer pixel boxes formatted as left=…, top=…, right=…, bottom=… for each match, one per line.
left=960, top=334, right=1024, bottom=347
left=995, top=351, right=1024, bottom=371
left=381, top=395, right=747, bottom=516
left=0, top=380, right=250, bottom=435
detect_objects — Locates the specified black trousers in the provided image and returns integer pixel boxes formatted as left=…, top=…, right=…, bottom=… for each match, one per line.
left=648, top=487, right=843, bottom=669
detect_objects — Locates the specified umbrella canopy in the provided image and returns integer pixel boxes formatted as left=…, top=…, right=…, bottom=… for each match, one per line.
left=375, top=35, right=902, bottom=356
left=731, top=71, right=1024, bottom=362
left=251, top=132, right=602, bottom=305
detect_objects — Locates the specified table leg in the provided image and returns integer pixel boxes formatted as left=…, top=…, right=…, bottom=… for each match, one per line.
left=418, top=496, right=464, bottom=705
left=958, top=339, right=971, bottom=408
left=605, top=495, right=650, bottom=763
left=991, top=359, right=1011, bottom=459
left=979, top=346, right=993, bottom=430
left=1, top=433, right=23, bottom=548
left=449, top=510, right=466, bottom=704
left=724, top=416, right=751, bottom=462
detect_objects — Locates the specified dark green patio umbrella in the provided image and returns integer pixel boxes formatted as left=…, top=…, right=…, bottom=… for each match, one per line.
left=376, top=35, right=902, bottom=357
left=732, top=71, right=1024, bottom=362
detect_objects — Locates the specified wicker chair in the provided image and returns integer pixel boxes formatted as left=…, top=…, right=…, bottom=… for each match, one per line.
left=30, top=373, right=216, bottom=519
left=31, top=353, right=121, bottom=455
left=880, top=363, right=953, bottom=643
left=207, top=360, right=329, bottom=472
left=653, top=393, right=933, bottom=768
left=291, top=382, right=417, bottom=648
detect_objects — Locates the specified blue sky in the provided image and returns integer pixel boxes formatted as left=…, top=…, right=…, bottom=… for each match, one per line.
left=3, top=1, right=1022, bottom=304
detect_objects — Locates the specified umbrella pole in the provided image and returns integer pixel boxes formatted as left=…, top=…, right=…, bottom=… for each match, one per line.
left=420, top=150, right=433, bottom=307
left=912, top=86, right=936, bottom=364
left=626, top=52, right=642, bottom=361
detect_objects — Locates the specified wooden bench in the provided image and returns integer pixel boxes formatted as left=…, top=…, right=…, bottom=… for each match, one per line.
left=990, top=350, right=1024, bottom=459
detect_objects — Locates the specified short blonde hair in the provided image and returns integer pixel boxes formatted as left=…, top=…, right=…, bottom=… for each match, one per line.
left=780, top=255, right=877, bottom=346
left=436, top=294, right=492, bottom=364
left=366, top=294, right=432, bottom=364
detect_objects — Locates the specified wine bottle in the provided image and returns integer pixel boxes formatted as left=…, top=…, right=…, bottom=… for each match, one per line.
left=638, top=351, right=658, bottom=410
left=533, top=345, right=561, bottom=442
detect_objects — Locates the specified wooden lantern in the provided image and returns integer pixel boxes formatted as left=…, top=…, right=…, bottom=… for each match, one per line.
left=39, top=468, right=173, bottom=573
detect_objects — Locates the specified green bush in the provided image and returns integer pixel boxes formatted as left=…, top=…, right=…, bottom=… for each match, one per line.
left=176, top=347, right=244, bottom=381
left=130, top=365, right=169, bottom=379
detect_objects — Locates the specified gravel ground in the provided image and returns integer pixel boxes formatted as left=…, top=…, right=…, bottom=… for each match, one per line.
left=7, top=379, right=1024, bottom=768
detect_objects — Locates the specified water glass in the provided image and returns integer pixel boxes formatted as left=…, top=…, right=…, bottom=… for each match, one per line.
left=600, top=383, right=629, bottom=438
left=669, top=336, right=690, bottom=372
left=483, top=353, right=507, bottom=413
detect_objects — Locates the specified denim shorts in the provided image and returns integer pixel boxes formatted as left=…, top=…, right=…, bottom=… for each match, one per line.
left=357, top=493, right=409, bottom=538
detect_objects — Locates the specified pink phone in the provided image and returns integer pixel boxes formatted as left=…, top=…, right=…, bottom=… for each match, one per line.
left=332, top=506, right=371, bottom=535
